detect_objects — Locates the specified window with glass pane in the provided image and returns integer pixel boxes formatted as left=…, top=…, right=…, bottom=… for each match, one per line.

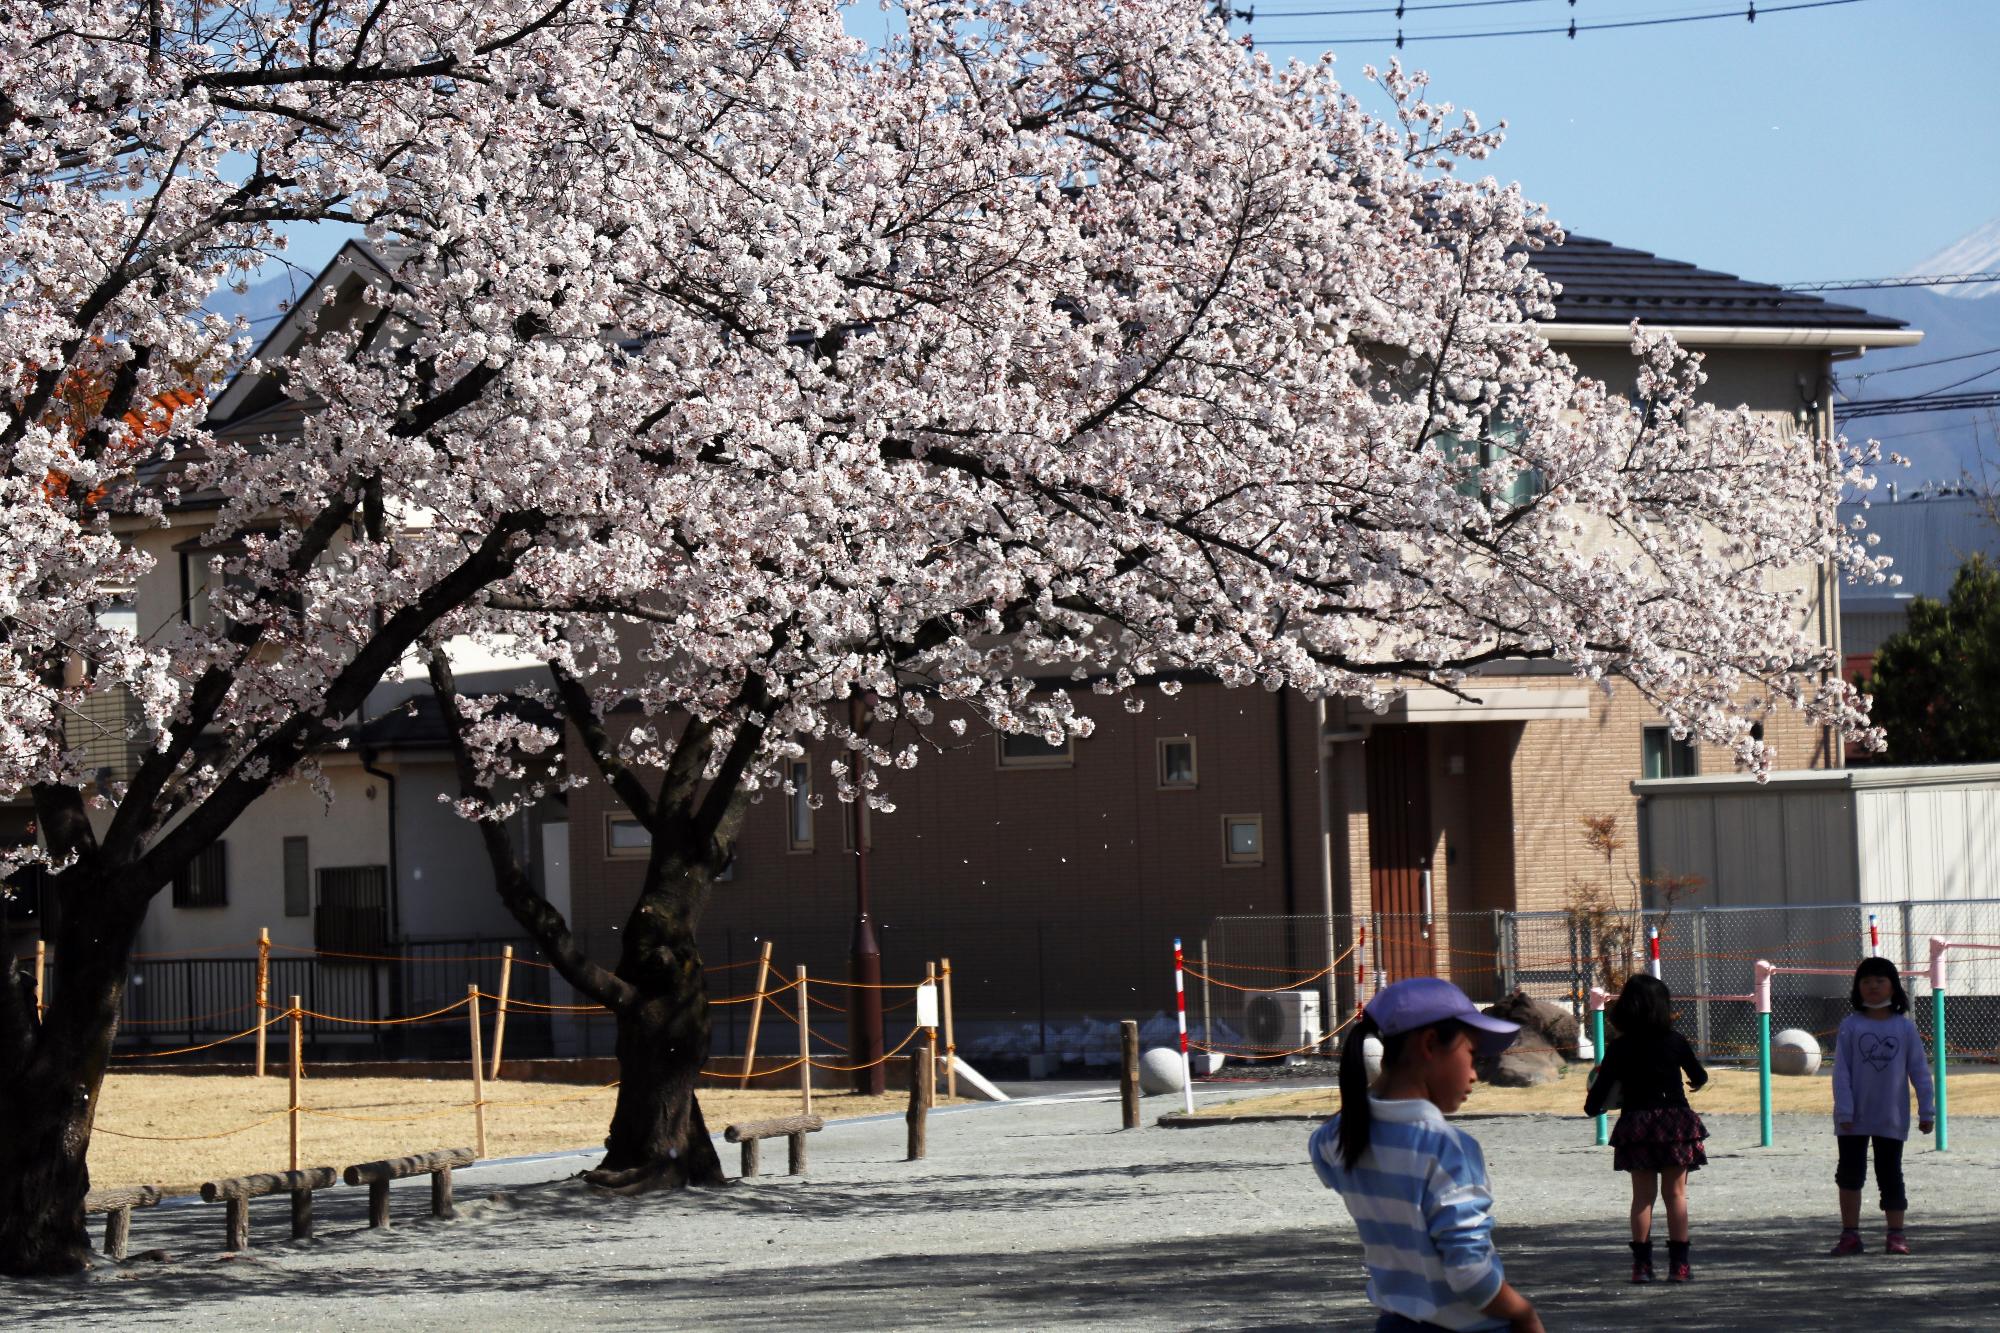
left=1642, top=726, right=1698, bottom=779
left=788, top=761, right=813, bottom=850
left=283, top=836, right=310, bottom=917
left=1223, top=815, right=1263, bottom=866
left=997, top=731, right=1072, bottom=768
left=1447, top=421, right=1542, bottom=508
left=1158, top=736, right=1197, bottom=788
left=607, top=815, right=652, bottom=857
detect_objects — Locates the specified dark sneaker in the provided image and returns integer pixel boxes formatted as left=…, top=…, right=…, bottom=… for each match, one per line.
left=1829, top=1230, right=1865, bottom=1257
left=1885, top=1232, right=1911, bottom=1256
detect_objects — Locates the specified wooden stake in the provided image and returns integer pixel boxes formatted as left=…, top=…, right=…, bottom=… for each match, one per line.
left=255, top=928, right=270, bottom=1078
left=924, top=961, right=939, bottom=1105
left=488, top=945, right=514, bottom=1081
left=739, top=939, right=775, bottom=1087
left=287, top=995, right=302, bottom=1172
left=467, top=984, right=487, bottom=1159
left=925, top=1026, right=939, bottom=1110
left=941, top=956, right=957, bottom=1101
left=1120, top=1019, right=1141, bottom=1130
left=906, top=1039, right=932, bottom=1160
left=33, top=939, right=46, bottom=1020
left=795, top=965, right=812, bottom=1116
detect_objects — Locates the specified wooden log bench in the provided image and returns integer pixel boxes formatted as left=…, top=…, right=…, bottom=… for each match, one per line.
left=85, top=1184, right=199, bottom=1260
left=199, top=1168, right=338, bottom=1249
left=342, top=1147, right=477, bottom=1228
left=723, top=1114, right=824, bottom=1178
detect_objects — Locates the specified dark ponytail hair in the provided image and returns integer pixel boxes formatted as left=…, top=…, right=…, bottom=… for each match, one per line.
left=1851, top=955, right=1909, bottom=1013
left=1336, top=1015, right=1472, bottom=1169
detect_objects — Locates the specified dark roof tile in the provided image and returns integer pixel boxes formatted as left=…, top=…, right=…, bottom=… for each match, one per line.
left=1530, top=235, right=1906, bottom=330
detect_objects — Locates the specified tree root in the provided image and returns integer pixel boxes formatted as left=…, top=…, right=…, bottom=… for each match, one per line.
left=581, top=1158, right=730, bottom=1196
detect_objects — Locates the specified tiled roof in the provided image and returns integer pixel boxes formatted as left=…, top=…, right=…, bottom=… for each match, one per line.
left=1531, top=235, right=1907, bottom=331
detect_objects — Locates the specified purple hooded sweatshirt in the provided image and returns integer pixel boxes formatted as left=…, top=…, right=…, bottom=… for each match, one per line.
left=1832, top=1012, right=1935, bottom=1140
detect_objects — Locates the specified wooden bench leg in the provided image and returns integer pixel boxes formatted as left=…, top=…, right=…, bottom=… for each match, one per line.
left=290, top=1187, right=313, bottom=1241
left=788, top=1131, right=807, bottom=1176
left=432, top=1165, right=456, bottom=1220
left=103, top=1206, right=131, bottom=1260
left=740, top=1138, right=760, bottom=1178
left=226, top=1196, right=250, bottom=1251
left=368, top=1177, right=391, bottom=1229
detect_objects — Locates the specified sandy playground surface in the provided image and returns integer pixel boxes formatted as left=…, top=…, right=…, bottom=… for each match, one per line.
left=20, top=1084, right=2000, bottom=1330
left=91, top=1073, right=949, bottom=1187
left=1192, top=1067, right=2000, bottom=1119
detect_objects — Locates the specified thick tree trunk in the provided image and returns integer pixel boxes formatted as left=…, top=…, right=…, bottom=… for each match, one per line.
left=583, top=867, right=727, bottom=1193
left=0, top=874, right=142, bottom=1276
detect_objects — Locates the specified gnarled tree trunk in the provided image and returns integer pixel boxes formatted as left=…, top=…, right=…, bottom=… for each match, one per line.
left=588, top=869, right=727, bottom=1190
left=0, top=875, right=142, bottom=1275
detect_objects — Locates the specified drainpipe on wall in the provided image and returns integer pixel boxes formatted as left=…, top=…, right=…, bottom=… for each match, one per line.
left=360, top=748, right=401, bottom=943
left=1315, top=699, right=1338, bottom=1050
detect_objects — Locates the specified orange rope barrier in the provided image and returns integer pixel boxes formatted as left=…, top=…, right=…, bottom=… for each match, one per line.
left=291, top=997, right=472, bottom=1027
left=118, top=1002, right=258, bottom=1027
left=808, top=1023, right=923, bottom=1072
left=110, top=1015, right=277, bottom=1060
left=93, top=1111, right=292, bottom=1142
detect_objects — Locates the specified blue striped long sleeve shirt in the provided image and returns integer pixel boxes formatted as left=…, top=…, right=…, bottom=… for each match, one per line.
left=1309, top=1096, right=1507, bottom=1331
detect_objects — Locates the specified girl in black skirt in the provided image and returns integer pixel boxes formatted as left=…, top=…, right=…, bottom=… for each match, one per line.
left=1583, top=974, right=1709, bottom=1284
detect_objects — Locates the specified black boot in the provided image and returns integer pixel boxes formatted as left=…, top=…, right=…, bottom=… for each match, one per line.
left=1667, top=1240, right=1692, bottom=1283
left=1629, top=1239, right=1655, bottom=1284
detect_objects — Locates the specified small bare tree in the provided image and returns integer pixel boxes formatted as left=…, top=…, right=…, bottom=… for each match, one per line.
left=1562, top=814, right=1704, bottom=992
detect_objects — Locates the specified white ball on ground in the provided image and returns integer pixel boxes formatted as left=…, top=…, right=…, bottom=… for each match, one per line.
left=1772, top=1028, right=1822, bottom=1076
left=1362, top=1035, right=1384, bottom=1081
left=1139, top=1046, right=1187, bottom=1094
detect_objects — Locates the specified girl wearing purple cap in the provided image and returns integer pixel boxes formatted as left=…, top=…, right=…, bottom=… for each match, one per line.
left=1309, top=977, right=1544, bottom=1333
left=1583, top=974, right=1708, bottom=1284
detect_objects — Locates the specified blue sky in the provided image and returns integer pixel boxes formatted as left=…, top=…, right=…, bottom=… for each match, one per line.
left=837, top=0, right=2000, bottom=291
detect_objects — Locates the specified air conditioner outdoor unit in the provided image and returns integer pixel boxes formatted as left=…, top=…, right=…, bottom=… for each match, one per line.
left=1242, top=989, right=1323, bottom=1054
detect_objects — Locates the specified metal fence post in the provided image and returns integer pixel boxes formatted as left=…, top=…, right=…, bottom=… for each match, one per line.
left=1693, top=909, right=1711, bottom=1061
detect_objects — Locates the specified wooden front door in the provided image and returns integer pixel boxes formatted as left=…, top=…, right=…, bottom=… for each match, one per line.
left=1366, top=724, right=1436, bottom=982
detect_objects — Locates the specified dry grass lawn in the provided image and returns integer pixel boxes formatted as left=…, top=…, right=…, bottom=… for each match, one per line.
left=91, top=1073, right=946, bottom=1188
left=1195, top=1068, right=2000, bottom=1119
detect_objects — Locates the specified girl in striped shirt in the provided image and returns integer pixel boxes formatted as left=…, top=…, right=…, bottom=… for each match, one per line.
left=1310, top=977, right=1544, bottom=1333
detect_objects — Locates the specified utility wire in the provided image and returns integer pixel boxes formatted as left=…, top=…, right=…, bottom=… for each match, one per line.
left=1253, top=0, right=1874, bottom=46
left=1257, top=0, right=1564, bottom=16
left=1844, top=346, right=2000, bottom=382
left=1836, top=391, right=2000, bottom=422
left=1781, top=271, right=2000, bottom=292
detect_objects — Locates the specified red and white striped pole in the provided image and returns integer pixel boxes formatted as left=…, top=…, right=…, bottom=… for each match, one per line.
left=1868, top=913, right=1880, bottom=958
left=1648, top=926, right=1662, bottom=980
left=1355, top=923, right=1368, bottom=1004
left=1173, top=937, right=1194, bottom=1115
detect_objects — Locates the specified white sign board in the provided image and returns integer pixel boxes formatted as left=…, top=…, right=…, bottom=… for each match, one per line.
left=914, top=981, right=939, bottom=1029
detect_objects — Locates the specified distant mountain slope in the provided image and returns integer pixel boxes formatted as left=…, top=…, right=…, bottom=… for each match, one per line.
left=1831, top=285, right=2000, bottom=484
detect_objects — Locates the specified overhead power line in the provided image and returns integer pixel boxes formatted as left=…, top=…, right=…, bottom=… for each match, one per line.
left=1780, top=271, right=2000, bottom=293
left=1252, top=0, right=1875, bottom=47
left=1836, top=391, right=2000, bottom=422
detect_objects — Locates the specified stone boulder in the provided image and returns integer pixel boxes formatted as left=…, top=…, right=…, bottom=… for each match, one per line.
left=1482, top=990, right=1583, bottom=1062
left=1475, top=1023, right=1565, bottom=1088
left=1138, top=1046, right=1187, bottom=1094
left=1772, top=1028, right=1823, bottom=1076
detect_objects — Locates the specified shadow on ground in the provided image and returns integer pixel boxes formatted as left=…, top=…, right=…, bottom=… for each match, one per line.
left=16, top=1170, right=1996, bottom=1331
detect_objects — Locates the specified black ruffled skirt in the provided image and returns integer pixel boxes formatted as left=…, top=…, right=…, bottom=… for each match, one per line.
left=1609, top=1106, right=1708, bottom=1173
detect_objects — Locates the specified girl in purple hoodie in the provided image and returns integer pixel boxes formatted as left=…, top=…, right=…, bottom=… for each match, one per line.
left=1829, top=956, right=1934, bottom=1256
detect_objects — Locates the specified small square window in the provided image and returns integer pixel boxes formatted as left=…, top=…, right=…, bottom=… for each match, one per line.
left=787, top=762, right=813, bottom=851
left=997, top=731, right=1073, bottom=769
left=1157, top=736, right=1197, bottom=789
left=1222, top=815, right=1263, bottom=867
left=172, top=841, right=228, bottom=908
left=606, top=815, right=652, bottom=858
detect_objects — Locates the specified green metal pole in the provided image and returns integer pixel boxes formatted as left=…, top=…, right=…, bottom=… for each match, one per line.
left=1593, top=1007, right=1609, bottom=1147
left=1934, top=986, right=1948, bottom=1152
left=1758, top=1011, right=1773, bottom=1148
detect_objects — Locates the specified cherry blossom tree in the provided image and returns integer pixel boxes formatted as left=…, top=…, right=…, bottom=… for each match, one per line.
left=1, top=0, right=1884, bottom=1274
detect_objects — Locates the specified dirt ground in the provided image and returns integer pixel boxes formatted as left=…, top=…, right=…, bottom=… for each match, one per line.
left=91, top=1073, right=947, bottom=1187
left=1194, top=1067, right=2000, bottom=1118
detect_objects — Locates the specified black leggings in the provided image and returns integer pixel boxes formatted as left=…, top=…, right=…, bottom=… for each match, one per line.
left=1835, top=1134, right=1907, bottom=1212
left=1375, top=1314, right=1458, bottom=1333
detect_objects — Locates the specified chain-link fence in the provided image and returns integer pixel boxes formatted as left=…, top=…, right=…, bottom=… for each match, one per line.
left=1202, top=900, right=2000, bottom=1069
